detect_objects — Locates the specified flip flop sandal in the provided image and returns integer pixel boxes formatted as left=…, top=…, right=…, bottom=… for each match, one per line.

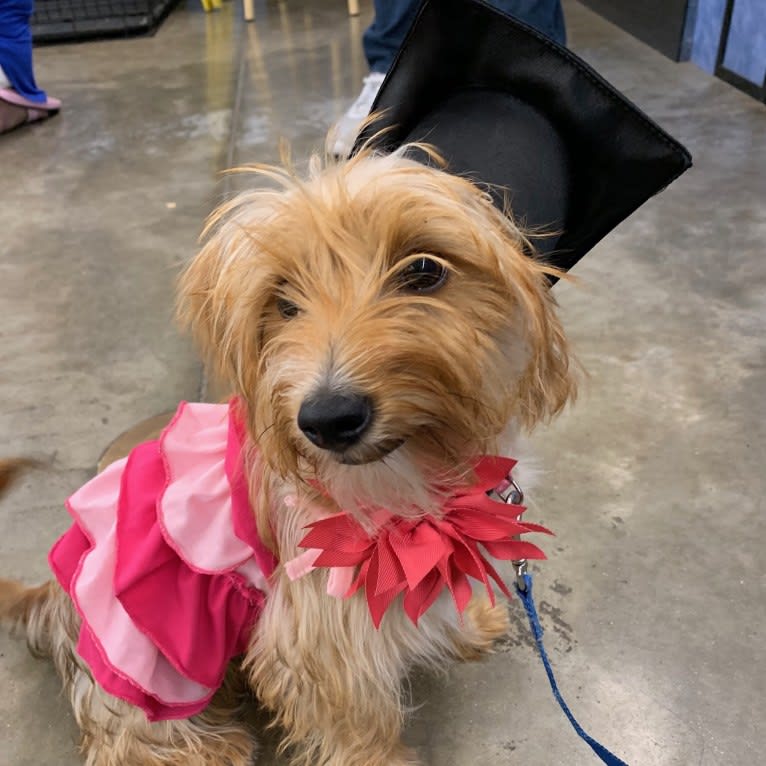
left=0, top=87, right=61, bottom=132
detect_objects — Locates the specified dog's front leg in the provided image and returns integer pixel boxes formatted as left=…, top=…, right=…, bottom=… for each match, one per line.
left=246, top=573, right=420, bottom=766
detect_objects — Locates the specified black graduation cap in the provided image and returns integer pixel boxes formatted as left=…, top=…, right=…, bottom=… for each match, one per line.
left=352, top=0, right=692, bottom=273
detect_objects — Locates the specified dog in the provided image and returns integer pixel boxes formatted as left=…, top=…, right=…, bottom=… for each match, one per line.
left=0, top=145, right=577, bottom=766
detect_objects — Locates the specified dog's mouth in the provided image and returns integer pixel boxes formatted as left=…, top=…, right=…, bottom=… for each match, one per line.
left=334, top=437, right=405, bottom=465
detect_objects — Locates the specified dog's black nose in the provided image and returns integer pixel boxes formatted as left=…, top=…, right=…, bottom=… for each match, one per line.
left=297, top=392, right=373, bottom=451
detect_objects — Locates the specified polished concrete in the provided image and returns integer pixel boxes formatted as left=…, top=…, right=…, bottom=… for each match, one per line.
left=1, top=2, right=764, bottom=764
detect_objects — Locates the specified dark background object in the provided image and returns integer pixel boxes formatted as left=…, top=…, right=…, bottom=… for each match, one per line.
left=579, top=0, right=698, bottom=61
left=32, top=0, right=180, bottom=44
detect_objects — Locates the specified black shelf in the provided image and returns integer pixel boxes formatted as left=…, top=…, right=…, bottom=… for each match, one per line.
left=32, top=0, right=181, bottom=44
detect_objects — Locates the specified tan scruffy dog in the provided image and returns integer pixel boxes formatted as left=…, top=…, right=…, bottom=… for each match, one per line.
left=0, top=146, right=576, bottom=766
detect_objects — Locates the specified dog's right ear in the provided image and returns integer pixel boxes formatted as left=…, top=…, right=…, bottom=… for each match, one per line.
left=177, top=196, right=277, bottom=392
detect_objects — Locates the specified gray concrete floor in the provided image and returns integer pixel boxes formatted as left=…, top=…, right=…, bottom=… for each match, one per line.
left=1, top=1, right=764, bottom=764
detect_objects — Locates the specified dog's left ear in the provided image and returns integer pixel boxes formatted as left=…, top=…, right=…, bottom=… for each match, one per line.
left=516, top=280, right=578, bottom=431
left=493, top=229, right=578, bottom=431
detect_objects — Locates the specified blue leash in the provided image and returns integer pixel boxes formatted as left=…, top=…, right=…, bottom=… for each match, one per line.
left=515, top=572, right=629, bottom=766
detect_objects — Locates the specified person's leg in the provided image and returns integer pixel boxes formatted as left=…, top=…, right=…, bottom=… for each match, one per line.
left=0, top=1, right=61, bottom=133
left=0, top=0, right=50, bottom=104
left=331, top=0, right=566, bottom=156
left=362, top=0, right=565, bottom=74
left=362, top=0, right=421, bottom=75
left=329, top=0, right=419, bottom=155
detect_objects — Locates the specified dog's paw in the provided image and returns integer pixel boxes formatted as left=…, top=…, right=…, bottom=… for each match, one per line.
left=450, top=595, right=511, bottom=661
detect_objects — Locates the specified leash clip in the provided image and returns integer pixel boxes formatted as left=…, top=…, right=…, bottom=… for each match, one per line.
left=495, top=476, right=523, bottom=505
left=491, top=474, right=528, bottom=592
left=512, top=558, right=528, bottom=592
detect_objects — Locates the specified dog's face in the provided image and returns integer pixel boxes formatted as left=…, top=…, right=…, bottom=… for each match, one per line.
left=179, top=150, right=575, bottom=511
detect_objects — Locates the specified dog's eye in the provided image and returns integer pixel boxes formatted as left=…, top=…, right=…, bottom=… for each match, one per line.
left=397, top=256, right=448, bottom=293
left=277, top=297, right=300, bottom=319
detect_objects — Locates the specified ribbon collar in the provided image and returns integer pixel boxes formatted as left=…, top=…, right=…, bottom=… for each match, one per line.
left=285, top=456, right=552, bottom=627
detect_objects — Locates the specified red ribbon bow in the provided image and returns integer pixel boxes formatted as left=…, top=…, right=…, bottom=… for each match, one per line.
left=296, top=457, right=552, bottom=627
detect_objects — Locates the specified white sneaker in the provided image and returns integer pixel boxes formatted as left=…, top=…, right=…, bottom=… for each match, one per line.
left=328, top=72, right=386, bottom=157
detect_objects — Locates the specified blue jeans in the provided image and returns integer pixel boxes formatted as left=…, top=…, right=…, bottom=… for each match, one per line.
left=363, top=0, right=566, bottom=73
left=0, top=0, right=47, bottom=103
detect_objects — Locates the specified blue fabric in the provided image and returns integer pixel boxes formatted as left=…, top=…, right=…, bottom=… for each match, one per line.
left=0, top=0, right=48, bottom=104
left=690, top=0, right=727, bottom=74
left=364, top=0, right=566, bottom=73
left=516, top=573, right=630, bottom=766
left=721, top=0, right=766, bottom=86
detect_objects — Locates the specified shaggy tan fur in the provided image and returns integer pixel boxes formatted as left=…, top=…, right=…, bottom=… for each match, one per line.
left=1, top=147, right=576, bottom=765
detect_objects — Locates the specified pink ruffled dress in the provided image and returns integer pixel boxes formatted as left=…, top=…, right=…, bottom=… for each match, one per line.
left=49, top=401, right=277, bottom=722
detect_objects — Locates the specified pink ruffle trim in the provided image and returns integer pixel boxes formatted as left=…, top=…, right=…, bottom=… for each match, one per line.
left=49, top=401, right=276, bottom=721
